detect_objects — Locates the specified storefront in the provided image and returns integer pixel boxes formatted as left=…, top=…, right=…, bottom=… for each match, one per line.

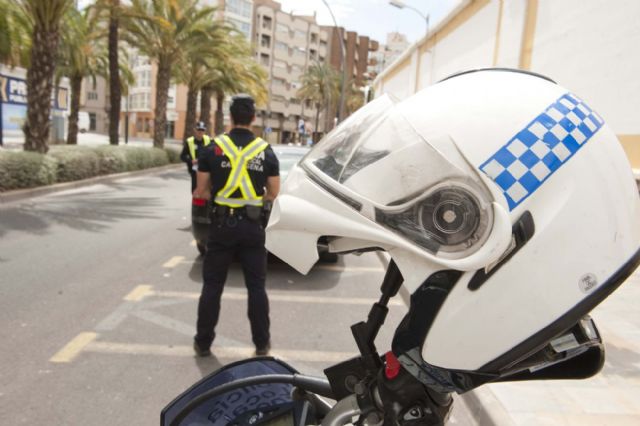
left=1, top=66, right=69, bottom=144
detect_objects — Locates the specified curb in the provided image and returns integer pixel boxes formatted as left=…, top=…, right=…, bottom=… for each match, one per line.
left=0, top=163, right=183, bottom=205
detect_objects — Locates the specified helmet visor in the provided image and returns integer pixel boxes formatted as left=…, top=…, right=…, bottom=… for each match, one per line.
left=302, top=94, right=494, bottom=257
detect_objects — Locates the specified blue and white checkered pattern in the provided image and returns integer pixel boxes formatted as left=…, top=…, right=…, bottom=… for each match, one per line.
left=480, top=93, right=604, bottom=210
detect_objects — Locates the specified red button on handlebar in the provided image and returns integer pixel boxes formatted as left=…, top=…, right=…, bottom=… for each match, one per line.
left=385, top=351, right=401, bottom=379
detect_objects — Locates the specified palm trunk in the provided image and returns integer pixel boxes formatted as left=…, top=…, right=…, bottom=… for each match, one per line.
left=23, top=25, right=59, bottom=153
left=214, top=90, right=225, bottom=135
left=153, top=57, right=171, bottom=148
left=183, top=84, right=198, bottom=140
left=199, top=86, right=213, bottom=132
left=66, top=74, right=82, bottom=145
left=108, top=0, right=121, bottom=145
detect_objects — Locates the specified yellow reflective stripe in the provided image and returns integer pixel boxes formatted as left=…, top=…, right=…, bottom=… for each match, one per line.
left=187, top=137, right=196, bottom=159
left=213, top=196, right=263, bottom=207
left=233, top=138, right=268, bottom=199
left=203, top=135, right=211, bottom=146
left=218, top=137, right=268, bottom=200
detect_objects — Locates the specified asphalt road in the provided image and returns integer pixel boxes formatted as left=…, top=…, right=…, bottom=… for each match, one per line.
left=0, top=168, right=478, bottom=425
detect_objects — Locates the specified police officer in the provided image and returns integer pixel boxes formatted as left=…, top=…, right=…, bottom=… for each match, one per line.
left=180, top=121, right=211, bottom=191
left=192, top=94, right=280, bottom=357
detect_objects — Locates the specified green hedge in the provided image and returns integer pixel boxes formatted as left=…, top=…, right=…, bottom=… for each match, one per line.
left=0, top=145, right=181, bottom=192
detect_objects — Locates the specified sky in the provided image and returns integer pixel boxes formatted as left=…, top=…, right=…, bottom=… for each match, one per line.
left=78, top=0, right=463, bottom=45
left=274, top=0, right=462, bottom=44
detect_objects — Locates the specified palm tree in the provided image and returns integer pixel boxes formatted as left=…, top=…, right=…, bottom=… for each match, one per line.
left=57, top=7, right=108, bottom=145
left=15, top=0, right=73, bottom=153
left=0, top=0, right=30, bottom=67
left=297, top=61, right=340, bottom=142
left=199, top=33, right=267, bottom=135
left=107, top=0, right=121, bottom=145
left=121, top=0, right=218, bottom=148
left=174, top=22, right=235, bottom=140
left=199, top=84, right=215, bottom=132
left=345, top=81, right=366, bottom=116
left=211, top=55, right=268, bottom=135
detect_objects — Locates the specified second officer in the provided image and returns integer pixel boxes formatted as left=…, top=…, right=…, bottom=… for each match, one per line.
left=192, top=94, right=280, bottom=357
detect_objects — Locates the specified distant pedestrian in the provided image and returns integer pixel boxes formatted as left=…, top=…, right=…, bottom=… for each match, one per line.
left=180, top=121, right=211, bottom=192
left=192, top=94, right=280, bottom=357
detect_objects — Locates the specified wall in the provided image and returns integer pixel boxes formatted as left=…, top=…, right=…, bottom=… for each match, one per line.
left=373, top=0, right=640, bottom=168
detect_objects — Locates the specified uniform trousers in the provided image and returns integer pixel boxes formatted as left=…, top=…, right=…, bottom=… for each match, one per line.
left=195, top=215, right=270, bottom=350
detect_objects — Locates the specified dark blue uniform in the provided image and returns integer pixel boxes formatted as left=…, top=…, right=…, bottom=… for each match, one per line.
left=194, top=128, right=279, bottom=354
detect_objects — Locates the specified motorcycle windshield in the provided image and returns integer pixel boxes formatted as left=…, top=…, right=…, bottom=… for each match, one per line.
left=161, top=358, right=299, bottom=426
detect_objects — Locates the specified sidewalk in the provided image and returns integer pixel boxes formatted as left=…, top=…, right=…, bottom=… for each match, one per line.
left=465, top=268, right=640, bottom=425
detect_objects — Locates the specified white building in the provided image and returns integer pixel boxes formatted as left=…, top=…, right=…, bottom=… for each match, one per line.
left=373, top=0, right=640, bottom=168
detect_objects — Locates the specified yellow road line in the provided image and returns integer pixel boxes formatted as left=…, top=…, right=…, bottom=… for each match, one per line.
left=153, top=290, right=403, bottom=306
left=162, top=256, right=185, bottom=268
left=86, top=341, right=356, bottom=363
left=50, top=332, right=98, bottom=363
left=124, top=285, right=154, bottom=301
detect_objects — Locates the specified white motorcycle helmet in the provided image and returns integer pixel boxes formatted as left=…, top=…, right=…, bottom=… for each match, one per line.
left=266, top=68, right=640, bottom=389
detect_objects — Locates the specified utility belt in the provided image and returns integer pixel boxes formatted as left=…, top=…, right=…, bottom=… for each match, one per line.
left=212, top=204, right=263, bottom=223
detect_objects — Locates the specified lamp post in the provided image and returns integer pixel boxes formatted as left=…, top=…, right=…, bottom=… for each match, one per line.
left=389, top=0, right=430, bottom=38
left=320, top=0, right=347, bottom=126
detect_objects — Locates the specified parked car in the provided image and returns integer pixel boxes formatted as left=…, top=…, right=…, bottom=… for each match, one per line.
left=191, top=144, right=338, bottom=262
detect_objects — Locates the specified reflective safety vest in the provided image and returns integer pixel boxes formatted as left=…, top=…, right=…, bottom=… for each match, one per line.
left=186, top=135, right=211, bottom=159
left=213, top=134, right=269, bottom=208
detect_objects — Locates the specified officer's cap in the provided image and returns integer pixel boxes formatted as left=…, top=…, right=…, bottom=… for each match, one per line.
left=195, top=121, right=206, bottom=131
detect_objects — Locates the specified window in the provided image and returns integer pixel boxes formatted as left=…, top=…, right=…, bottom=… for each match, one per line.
left=225, top=0, right=251, bottom=18
left=262, top=16, right=272, bottom=30
left=273, top=60, right=287, bottom=69
left=277, top=23, right=289, bottom=34
left=309, top=49, right=317, bottom=60
left=87, top=91, right=98, bottom=101
left=227, top=17, right=251, bottom=38
left=275, top=41, right=288, bottom=52
left=293, top=47, right=306, bottom=58
left=320, top=40, right=327, bottom=49
left=295, top=30, right=306, bottom=39
left=310, top=33, right=318, bottom=43
left=260, top=53, right=270, bottom=66
left=273, top=78, right=286, bottom=87
left=89, top=113, right=97, bottom=131
left=261, top=34, right=271, bottom=48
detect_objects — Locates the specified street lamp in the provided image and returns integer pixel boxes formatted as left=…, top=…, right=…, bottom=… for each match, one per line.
left=389, top=0, right=430, bottom=38
left=320, top=0, right=347, bottom=126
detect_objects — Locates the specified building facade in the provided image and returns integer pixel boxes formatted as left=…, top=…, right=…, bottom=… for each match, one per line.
left=323, top=25, right=379, bottom=126
left=252, top=0, right=329, bottom=144
left=372, top=0, right=640, bottom=169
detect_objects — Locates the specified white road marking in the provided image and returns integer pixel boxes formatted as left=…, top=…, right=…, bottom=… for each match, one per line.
left=86, top=341, right=356, bottom=363
left=162, top=256, right=185, bottom=268
left=50, top=332, right=98, bottom=363
left=132, top=310, right=194, bottom=336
